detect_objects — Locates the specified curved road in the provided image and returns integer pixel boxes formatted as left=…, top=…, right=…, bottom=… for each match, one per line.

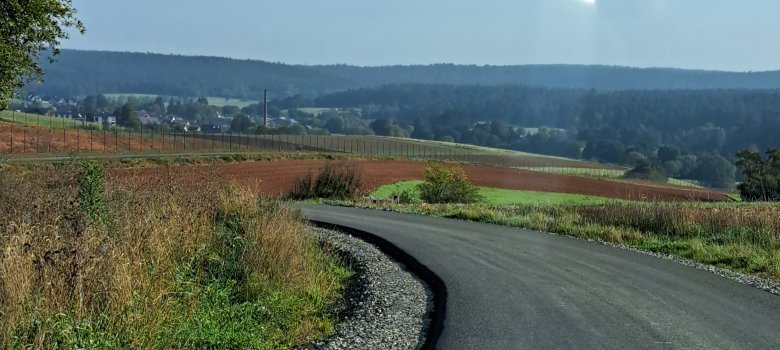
left=303, top=205, right=780, bottom=349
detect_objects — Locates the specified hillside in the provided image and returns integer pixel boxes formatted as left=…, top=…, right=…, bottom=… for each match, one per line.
left=26, top=49, right=780, bottom=99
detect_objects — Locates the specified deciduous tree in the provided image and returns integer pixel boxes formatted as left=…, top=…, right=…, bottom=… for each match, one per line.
left=0, top=0, right=84, bottom=108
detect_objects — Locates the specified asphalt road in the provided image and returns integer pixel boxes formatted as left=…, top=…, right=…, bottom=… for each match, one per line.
left=302, top=205, right=780, bottom=350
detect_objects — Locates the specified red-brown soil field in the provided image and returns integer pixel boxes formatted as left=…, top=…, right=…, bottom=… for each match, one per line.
left=110, top=159, right=727, bottom=201
left=0, top=124, right=215, bottom=153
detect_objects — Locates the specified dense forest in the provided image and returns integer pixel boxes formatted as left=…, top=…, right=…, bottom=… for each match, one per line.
left=310, top=84, right=780, bottom=188
left=25, top=49, right=780, bottom=98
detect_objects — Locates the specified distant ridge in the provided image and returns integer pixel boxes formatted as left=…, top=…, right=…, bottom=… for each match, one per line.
left=27, top=49, right=780, bottom=98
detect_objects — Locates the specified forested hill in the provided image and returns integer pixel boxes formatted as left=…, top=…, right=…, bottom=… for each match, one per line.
left=27, top=49, right=780, bottom=98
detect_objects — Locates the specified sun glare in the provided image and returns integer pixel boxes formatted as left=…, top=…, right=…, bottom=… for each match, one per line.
left=581, top=0, right=596, bottom=5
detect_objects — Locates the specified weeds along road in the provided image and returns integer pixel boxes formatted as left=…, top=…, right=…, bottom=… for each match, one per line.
left=302, top=205, right=780, bottom=350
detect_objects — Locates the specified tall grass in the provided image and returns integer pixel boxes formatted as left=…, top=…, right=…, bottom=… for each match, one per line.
left=0, top=163, right=350, bottom=348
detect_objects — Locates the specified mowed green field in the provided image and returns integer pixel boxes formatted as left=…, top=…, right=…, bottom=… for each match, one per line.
left=103, top=94, right=257, bottom=108
left=103, top=93, right=159, bottom=100
left=0, top=110, right=96, bottom=129
left=371, top=180, right=614, bottom=205
left=521, top=166, right=703, bottom=188
left=205, top=97, right=257, bottom=108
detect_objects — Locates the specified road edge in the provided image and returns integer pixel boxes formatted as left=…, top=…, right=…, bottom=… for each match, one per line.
left=308, top=220, right=447, bottom=350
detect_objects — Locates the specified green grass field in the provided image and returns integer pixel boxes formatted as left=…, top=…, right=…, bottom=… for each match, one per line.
left=297, top=107, right=333, bottom=115
left=521, top=127, right=566, bottom=135
left=103, top=94, right=257, bottom=108
left=205, top=97, right=257, bottom=108
left=103, top=93, right=160, bottom=100
left=521, top=166, right=704, bottom=188
left=0, top=110, right=96, bottom=129
left=371, top=180, right=614, bottom=205
left=521, top=166, right=626, bottom=177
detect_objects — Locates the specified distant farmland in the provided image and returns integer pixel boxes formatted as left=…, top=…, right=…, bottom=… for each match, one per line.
left=0, top=120, right=613, bottom=169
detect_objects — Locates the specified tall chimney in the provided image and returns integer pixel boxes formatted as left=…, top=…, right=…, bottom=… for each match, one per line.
left=263, top=89, right=268, bottom=128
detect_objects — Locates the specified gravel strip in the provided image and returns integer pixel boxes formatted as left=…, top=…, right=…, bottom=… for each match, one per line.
left=309, top=227, right=433, bottom=350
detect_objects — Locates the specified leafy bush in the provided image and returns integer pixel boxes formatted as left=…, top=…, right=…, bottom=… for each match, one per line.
left=391, top=189, right=422, bottom=204
left=737, top=148, right=780, bottom=201
left=289, top=162, right=363, bottom=200
left=418, top=162, right=482, bottom=204
left=624, top=158, right=668, bottom=183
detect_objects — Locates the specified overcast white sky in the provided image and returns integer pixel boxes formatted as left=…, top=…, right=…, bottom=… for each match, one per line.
left=64, top=0, right=780, bottom=71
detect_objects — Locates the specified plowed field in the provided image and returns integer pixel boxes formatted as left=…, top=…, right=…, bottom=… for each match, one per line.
left=110, top=159, right=726, bottom=201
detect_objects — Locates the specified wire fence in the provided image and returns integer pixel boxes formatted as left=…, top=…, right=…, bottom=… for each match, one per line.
left=0, top=123, right=578, bottom=165
left=0, top=121, right=704, bottom=188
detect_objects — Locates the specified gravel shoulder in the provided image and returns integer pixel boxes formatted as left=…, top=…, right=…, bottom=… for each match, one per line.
left=309, top=227, right=433, bottom=350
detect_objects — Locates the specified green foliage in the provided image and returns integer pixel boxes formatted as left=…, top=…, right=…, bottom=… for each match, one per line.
left=78, top=161, right=107, bottom=224
left=624, top=158, right=668, bottom=183
left=114, top=103, right=140, bottom=128
left=289, top=163, right=363, bottom=200
left=369, top=119, right=409, bottom=137
left=418, top=163, right=482, bottom=204
left=685, top=154, right=736, bottom=189
left=394, top=189, right=421, bottom=204
left=230, top=113, right=254, bottom=133
left=737, top=149, right=780, bottom=201
left=0, top=0, right=84, bottom=109
left=33, top=50, right=780, bottom=98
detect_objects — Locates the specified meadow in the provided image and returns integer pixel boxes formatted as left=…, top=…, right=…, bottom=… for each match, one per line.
left=519, top=166, right=703, bottom=188
left=102, top=94, right=257, bottom=108
left=372, top=180, right=613, bottom=205
left=0, top=110, right=96, bottom=129
left=0, top=162, right=350, bottom=349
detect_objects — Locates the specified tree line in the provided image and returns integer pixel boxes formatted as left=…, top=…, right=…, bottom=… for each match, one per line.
left=312, top=84, right=780, bottom=189
left=24, top=49, right=780, bottom=100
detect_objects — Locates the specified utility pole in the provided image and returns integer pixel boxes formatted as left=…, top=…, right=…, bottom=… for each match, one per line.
left=263, top=89, right=268, bottom=128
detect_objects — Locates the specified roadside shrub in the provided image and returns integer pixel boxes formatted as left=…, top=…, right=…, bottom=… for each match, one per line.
left=289, top=162, right=363, bottom=200
left=418, top=162, right=482, bottom=204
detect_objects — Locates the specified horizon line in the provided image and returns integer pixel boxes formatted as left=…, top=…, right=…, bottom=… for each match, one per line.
left=57, top=48, right=779, bottom=74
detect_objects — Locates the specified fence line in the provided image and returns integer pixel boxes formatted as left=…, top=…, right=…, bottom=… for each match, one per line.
left=0, top=123, right=704, bottom=188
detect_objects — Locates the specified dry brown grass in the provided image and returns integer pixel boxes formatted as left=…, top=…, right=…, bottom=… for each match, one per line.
left=0, top=163, right=349, bottom=348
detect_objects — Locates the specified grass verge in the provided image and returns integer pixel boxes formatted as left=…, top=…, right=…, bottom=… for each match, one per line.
left=0, top=162, right=350, bottom=349
left=328, top=199, right=780, bottom=282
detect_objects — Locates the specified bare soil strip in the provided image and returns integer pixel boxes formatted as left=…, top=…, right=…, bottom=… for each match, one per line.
left=110, top=159, right=726, bottom=201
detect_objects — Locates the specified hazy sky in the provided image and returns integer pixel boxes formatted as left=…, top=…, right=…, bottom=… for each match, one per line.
left=64, top=0, right=780, bottom=71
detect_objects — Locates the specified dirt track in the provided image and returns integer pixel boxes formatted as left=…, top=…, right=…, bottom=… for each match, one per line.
left=110, top=159, right=727, bottom=201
